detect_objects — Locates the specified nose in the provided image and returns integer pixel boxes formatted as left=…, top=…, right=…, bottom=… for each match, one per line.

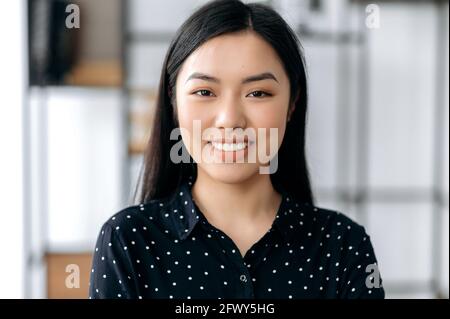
left=214, top=93, right=247, bottom=131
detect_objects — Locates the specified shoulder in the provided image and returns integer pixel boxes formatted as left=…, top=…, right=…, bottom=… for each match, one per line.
left=297, top=202, right=371, bottom=246
left=96, top=196, right=173, bottom=240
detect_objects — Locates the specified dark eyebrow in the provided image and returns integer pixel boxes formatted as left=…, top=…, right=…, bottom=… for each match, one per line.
left=185, top=72, right=279, bottom=84
left=185, top=72, right=220, bottom=84
left=242, top=72, right=279, bottom=84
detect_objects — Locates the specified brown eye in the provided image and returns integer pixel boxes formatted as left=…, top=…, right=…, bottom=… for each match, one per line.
left=194, top=89, right=214, bottom=97
left=247, top=90, right=271, bottom=98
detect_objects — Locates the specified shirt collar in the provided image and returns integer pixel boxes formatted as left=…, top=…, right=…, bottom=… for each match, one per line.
left=163, top=176, right=311, bottom=243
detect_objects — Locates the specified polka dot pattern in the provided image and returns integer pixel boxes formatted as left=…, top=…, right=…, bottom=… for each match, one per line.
left=89, top=178, right=384, bottom=299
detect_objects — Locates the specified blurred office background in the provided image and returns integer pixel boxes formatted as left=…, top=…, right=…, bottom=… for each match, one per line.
left=0, top=0, right=448, bottom=298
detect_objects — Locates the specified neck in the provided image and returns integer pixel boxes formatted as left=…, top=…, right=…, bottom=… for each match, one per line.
left=191, top=168, right=282, bottom=228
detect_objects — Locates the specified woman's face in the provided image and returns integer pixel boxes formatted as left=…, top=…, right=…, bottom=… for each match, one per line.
left=175, top=30, right=293, bottom=184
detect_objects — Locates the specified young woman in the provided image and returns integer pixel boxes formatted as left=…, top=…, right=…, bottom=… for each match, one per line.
left=89, top=0, right=384, bottom=299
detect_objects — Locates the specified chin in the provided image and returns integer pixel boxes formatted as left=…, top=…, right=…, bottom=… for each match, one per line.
left=200, top=163, right=260, bottom=185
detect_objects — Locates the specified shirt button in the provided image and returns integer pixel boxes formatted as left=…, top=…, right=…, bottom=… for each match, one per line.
left=240, top=274, right=247, bottom=283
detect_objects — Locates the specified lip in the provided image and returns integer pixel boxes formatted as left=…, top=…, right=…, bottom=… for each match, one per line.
left=207, top=137, right=253, bottom=144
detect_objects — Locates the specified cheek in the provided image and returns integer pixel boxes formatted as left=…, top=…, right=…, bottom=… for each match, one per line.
left=176, top=100, right=212, bottom=161
left=247, top=104, right=289, bottom=146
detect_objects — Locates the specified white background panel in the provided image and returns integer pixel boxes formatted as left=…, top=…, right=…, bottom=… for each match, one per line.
left=304, top=41, right=339, bottom=190
left=128, top=0, right=209, bottom=33
left=367, top=4, right=436, bottom=189
left=128, top=42, right=171, bottom=90
left=366, top=202, right=433, bottom=284
left=46, top=88, right=124, bottom=250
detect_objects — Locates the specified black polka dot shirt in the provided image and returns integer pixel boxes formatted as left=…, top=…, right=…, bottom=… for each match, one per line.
left=89, top=178, right=385, bottom=299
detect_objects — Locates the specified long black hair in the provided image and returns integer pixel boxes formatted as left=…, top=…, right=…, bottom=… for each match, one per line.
left=138, top=0, right=314, bottom=205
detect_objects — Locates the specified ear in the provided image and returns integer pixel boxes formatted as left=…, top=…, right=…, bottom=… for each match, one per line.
left=287, top=91, right=300, bottom=122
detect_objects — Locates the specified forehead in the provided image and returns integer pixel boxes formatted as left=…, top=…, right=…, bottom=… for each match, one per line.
left=177, top=30, right=287, bottom=83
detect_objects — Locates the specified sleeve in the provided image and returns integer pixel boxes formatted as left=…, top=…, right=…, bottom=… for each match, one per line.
left=89, top=222, right=139, bottom=299
left=339, top=228, right=385, bottom=299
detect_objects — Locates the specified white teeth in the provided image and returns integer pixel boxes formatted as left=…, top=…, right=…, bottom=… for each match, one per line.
left=211, top=142, right=248, bottom=151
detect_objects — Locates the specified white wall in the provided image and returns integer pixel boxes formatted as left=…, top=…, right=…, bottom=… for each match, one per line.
left=0, top=0, right=26, bottom=298
left=28, top=87, right=125, bottom=252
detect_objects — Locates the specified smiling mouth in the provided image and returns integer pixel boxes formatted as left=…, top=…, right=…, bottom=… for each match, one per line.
left=209, top=141, right=249, bottom=152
